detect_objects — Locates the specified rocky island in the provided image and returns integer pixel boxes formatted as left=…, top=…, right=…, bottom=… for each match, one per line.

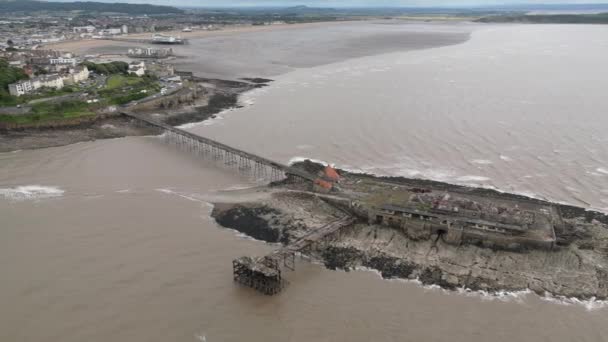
left=213, top=160, right=608, bottom=300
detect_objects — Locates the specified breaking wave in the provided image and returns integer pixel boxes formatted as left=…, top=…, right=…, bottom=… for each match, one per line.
left=0, top=185, right=65, bottom=201
left=355, top=266, right=607, bottom=309
left=456, top=175, right=491, bottom=182
left=288, top=156, right=331, bottom=167
left=541, top=292, right=608, bottom=311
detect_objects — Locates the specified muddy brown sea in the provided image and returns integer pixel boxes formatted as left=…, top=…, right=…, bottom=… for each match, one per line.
left=2, top=21, right=608, bottom=341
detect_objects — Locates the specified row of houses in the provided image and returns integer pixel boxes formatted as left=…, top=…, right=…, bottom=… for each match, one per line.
left=8, top=66, right=89, bottom=97
left=127, top=47, right=173, bottom=59
left=73, top=25, right=129, bottom=38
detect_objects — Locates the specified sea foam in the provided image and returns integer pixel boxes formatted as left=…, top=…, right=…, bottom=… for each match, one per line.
left=0, top=185, right=65, bottom=201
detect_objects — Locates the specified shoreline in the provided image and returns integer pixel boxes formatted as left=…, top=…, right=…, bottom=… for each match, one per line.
left=45, top=21, right=365, bottom=54
left=6, top=21, right=473, bottom=152
left=0, top=77, right=262, bottom=153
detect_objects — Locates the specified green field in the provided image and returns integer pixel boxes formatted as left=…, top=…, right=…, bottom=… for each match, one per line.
left=105, top=75, right=145, bottom=90
left=0, top=100, right=95, bottom=125
left=0, top=73, right=161, bottom=126
left=99, top=74, right=160, bottom=105
left=0, top=86, right=81, bottom=107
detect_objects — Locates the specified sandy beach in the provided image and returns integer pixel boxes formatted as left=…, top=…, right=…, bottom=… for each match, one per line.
left=46, top=21, right=362, bottom=54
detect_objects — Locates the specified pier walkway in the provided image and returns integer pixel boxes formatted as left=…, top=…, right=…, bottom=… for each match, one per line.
left=121, top=111, right=316, bottom=183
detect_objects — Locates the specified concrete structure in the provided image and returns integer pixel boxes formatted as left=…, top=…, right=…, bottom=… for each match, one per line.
left=369, top=194, right=558, bottom=250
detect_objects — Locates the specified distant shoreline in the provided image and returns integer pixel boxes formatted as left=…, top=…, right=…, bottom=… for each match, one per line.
left=4, top=20, right=474, bottom=153
left=46, top=21, right=363, bottom=54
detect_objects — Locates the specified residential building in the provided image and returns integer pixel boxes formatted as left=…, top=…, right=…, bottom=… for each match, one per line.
left=9, top=80, right=34, bottom=97
left=73, top=26, right=96, bottom=34
left=100, top=28, right=122, bottom=36
left=61, top=66, right=90, bottom=85
left=35, top=75, right=64, bottom=90
left=71, top=66, right=89, bottom=83
left=127, top=47, right=173, bottom=58
left=128, top=61, right=146, bottom=76
left=50, top=57, right=77, bottom=67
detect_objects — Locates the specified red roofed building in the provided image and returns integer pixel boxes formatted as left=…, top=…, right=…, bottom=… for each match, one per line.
left=313, top=179, right=333, bottom=193
left=324, top=166, right=340, bottom=182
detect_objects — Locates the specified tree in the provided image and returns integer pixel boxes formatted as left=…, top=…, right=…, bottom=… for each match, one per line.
left=0, top=59, right=28, bottom=92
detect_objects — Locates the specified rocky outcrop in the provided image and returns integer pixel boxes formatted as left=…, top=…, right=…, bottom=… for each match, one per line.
left=212, top=204, right=284, bottom=243
left=211, top=190, right=608, bottom=300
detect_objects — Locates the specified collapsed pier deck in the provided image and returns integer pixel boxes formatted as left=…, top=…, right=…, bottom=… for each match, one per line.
left=232, top=217, right=355, bottom=295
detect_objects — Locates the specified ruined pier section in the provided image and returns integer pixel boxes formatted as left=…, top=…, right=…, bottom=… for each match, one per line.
left=121, top=111, right=316, bottom=183
left=233, top=217, right=356, bottom=295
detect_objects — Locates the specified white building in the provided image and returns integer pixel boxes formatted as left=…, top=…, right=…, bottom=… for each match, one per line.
left=100, top=28, right=122, bottom=36
left=127, top=47, right=173, bottom=58
left=8, top=80, right=34, bottom=97
left=128, top=61, right=146, bottom=76
left=71, top=66, right=89, bottom=83
left=62, top=66, right=90, bottom=85
left=50, top=57, right=77, bottom=67
left=35, top=75, right=64, bottom=90
left=122, top=25, right=129, bottom=34
left=128, top=67, right=146, bottom=77
left=8, top=74, right=63, bottom=97
left=73, top=26, right=96, bottom=33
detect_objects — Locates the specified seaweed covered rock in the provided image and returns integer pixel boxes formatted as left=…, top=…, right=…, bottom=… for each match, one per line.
left=363, top=255, right=416, bottom=279
left=321, top=246, right=365, bottom=271
left=213, top=205, right=282, bottom=243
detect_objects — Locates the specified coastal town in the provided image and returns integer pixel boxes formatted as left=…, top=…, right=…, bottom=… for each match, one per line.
left=0, top=1, right=357, bottom=133
left=0, top=42, right=185, bottom=129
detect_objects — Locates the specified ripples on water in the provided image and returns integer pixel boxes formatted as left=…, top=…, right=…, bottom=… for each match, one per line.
left=3, top=23, right=608, bottom=342
left=194, top=24, right=608, bottom=212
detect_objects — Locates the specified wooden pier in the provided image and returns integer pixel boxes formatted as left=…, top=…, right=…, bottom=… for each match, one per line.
left=232, top=216, right=356, bottom=295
